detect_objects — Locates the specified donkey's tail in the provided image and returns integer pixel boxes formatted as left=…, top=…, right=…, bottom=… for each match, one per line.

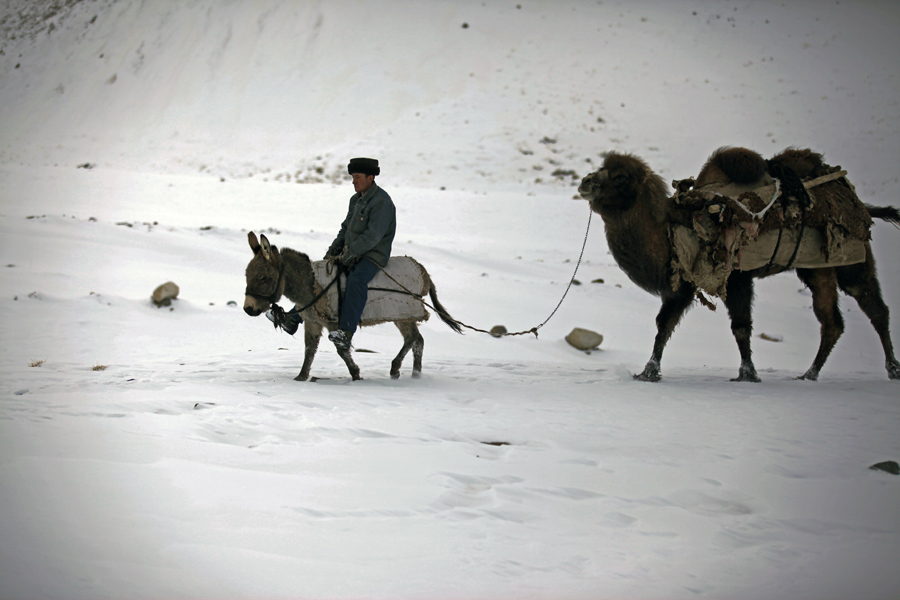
left=429, top=283, right=464, bottom=334
left=866, top=204, right=900, bottom=229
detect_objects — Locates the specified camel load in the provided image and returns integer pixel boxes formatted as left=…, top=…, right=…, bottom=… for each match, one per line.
left=667, top=148, right=873, bottom=299
left=578, top=147, right=900, bottom=382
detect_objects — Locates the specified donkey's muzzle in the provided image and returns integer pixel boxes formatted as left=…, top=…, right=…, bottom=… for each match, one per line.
left=244, top=305, right=262, bottom=317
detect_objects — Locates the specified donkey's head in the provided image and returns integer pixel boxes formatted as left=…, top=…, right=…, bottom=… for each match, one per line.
left=244, top=231, right=283, bottom=316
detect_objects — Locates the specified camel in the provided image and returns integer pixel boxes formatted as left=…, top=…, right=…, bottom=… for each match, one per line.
left=243, top=232, right=461, bottom=381
left=578, top=148, right=900, bottom=382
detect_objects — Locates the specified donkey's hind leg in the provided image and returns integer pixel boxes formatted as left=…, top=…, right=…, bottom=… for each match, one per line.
left=836, top=249, right=900, bottom=380
left=796, top=267, right=843, bottom=381
left=392, top=321, right=424, bottom=379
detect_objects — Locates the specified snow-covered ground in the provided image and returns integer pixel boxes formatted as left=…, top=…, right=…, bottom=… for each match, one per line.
left=1, top=1, right=899, bottom=598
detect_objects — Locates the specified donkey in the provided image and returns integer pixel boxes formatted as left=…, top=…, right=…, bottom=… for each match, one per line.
left=243, top=232, right=462, bottom=381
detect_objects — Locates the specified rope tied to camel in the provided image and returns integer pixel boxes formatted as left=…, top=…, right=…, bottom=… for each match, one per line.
left=369, top=204, right=594, bottom=339
left=764, top=161, right=813, bottom=271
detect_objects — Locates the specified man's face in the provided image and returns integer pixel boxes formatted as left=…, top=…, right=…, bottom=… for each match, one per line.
left=352, top=173, right=375, bottom=194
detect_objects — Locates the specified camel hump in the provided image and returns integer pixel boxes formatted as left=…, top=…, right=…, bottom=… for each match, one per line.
left=696, top=147, right=767, bottom=188
left=768, top=147, right=829, bottom=179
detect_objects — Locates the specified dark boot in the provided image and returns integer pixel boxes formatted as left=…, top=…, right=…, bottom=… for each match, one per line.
left=266, top=305, right=302, bottom=336
left=328, top=329, right=353, bottom=350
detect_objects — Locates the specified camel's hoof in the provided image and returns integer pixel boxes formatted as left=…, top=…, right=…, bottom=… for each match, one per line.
left=731, top=362, right=761, bottom=382
left=633, top=371, right=661, bottom=382
left=634, top=360, right=661, bottom=382
left=887, top=360, right=900, bottom=380
left=731, top=373, right=761, bottom=383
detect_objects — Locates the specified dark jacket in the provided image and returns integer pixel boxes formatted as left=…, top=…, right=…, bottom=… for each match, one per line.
left=327, top=183, right=396, bottom=267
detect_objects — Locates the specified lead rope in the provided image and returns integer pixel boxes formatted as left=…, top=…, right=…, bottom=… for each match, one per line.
left=370, top=204, right=594, bottom=339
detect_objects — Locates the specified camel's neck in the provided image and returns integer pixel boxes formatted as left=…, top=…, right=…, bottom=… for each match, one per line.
left=602, top=198, right=673, bottom=295
left=278, top=248, right=318, bottom=307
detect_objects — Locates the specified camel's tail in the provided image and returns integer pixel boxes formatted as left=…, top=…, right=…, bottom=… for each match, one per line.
left=866, top=204, right=900, bottom=229
left=428, top=283, right=464, bottom=334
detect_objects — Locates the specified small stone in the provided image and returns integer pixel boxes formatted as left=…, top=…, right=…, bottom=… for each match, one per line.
left=565, top=327, right=604, bottom=351
left=152, top=281, right=180, bottom=307
left=490, top=325, right=508, bottom=338
left=870, top=461, right=900, bottom=475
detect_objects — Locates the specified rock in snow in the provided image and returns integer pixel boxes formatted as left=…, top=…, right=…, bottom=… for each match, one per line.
left=152, top=281, right=180, bottom=307
left=565, top=327, right=603, bottom=351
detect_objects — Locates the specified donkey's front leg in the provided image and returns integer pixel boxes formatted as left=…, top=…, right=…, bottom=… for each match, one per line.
left=326, top=326, right=361, bottom=380
left=336, top=346, right=362, bottom=380
left=295, top=320, right=322, bottom=381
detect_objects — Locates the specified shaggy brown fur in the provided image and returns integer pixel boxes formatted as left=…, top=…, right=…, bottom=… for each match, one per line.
left=578, top=150, right=900, bottom=382
left=767, top=147, right=831, bottom=179
left=695, top=146, right=769, bottom=188
left=580, top=152, right=673, bottom=296
left=244, top=232, right=461, bottom=381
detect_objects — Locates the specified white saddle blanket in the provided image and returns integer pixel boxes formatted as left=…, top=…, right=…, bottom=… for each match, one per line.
left=310, top=256, right=429, bottom=324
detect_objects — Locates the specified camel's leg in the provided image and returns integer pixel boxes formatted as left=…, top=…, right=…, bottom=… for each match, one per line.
left=796, top=267, right=843, bottom=381
left=295, top=319, right=323, bottom=381
left=327, top=325, right=361, bottom=380
left=635, top=283, right=695, bottom=382
left=836, top=249, right=900, bottom=380
left=392, top=321, right=424, bottom=379
left=724, top=271, right=761, bottom=382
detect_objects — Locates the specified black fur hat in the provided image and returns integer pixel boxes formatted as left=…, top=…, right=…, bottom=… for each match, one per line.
left=348, top=157, right=380, bottom=176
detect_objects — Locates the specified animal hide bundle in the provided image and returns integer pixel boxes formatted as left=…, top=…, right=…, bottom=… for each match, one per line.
left=669, top=168, right=871, bottom=299
left=310, top=256, right=430, bottom=325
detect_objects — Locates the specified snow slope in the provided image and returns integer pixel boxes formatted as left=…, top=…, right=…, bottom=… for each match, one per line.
left=1, top=1, right=899, bottom=599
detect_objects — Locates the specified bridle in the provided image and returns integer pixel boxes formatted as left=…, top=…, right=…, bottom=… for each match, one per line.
left=244, top=261, right=286, bottom=306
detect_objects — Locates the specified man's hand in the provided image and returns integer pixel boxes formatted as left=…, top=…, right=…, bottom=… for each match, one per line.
left=338, top=247, right=358, bottom=267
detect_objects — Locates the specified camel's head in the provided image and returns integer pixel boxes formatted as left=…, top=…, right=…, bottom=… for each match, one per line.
left=244, top=231, right=282, bottom=316
left=578, top=152, right=660, bottom=215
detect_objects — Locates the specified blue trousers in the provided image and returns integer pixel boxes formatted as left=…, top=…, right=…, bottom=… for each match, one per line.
left=339, top=258, right=381, bottom=334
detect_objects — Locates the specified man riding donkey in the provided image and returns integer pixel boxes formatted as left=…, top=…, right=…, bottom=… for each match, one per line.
left=271, top=157, right=396, bottom=351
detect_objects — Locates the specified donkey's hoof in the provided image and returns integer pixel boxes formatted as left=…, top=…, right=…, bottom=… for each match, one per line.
left=294, top=373, right=309, bottom=381
left=390, top=370, right=400, bottom=380
left=411, top=370, right=422, bottom=379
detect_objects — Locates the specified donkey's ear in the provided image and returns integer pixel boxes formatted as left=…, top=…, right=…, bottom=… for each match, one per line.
left=260, top=234, right=274, bottom=262
left=248, top=231, right=261, bottom=254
